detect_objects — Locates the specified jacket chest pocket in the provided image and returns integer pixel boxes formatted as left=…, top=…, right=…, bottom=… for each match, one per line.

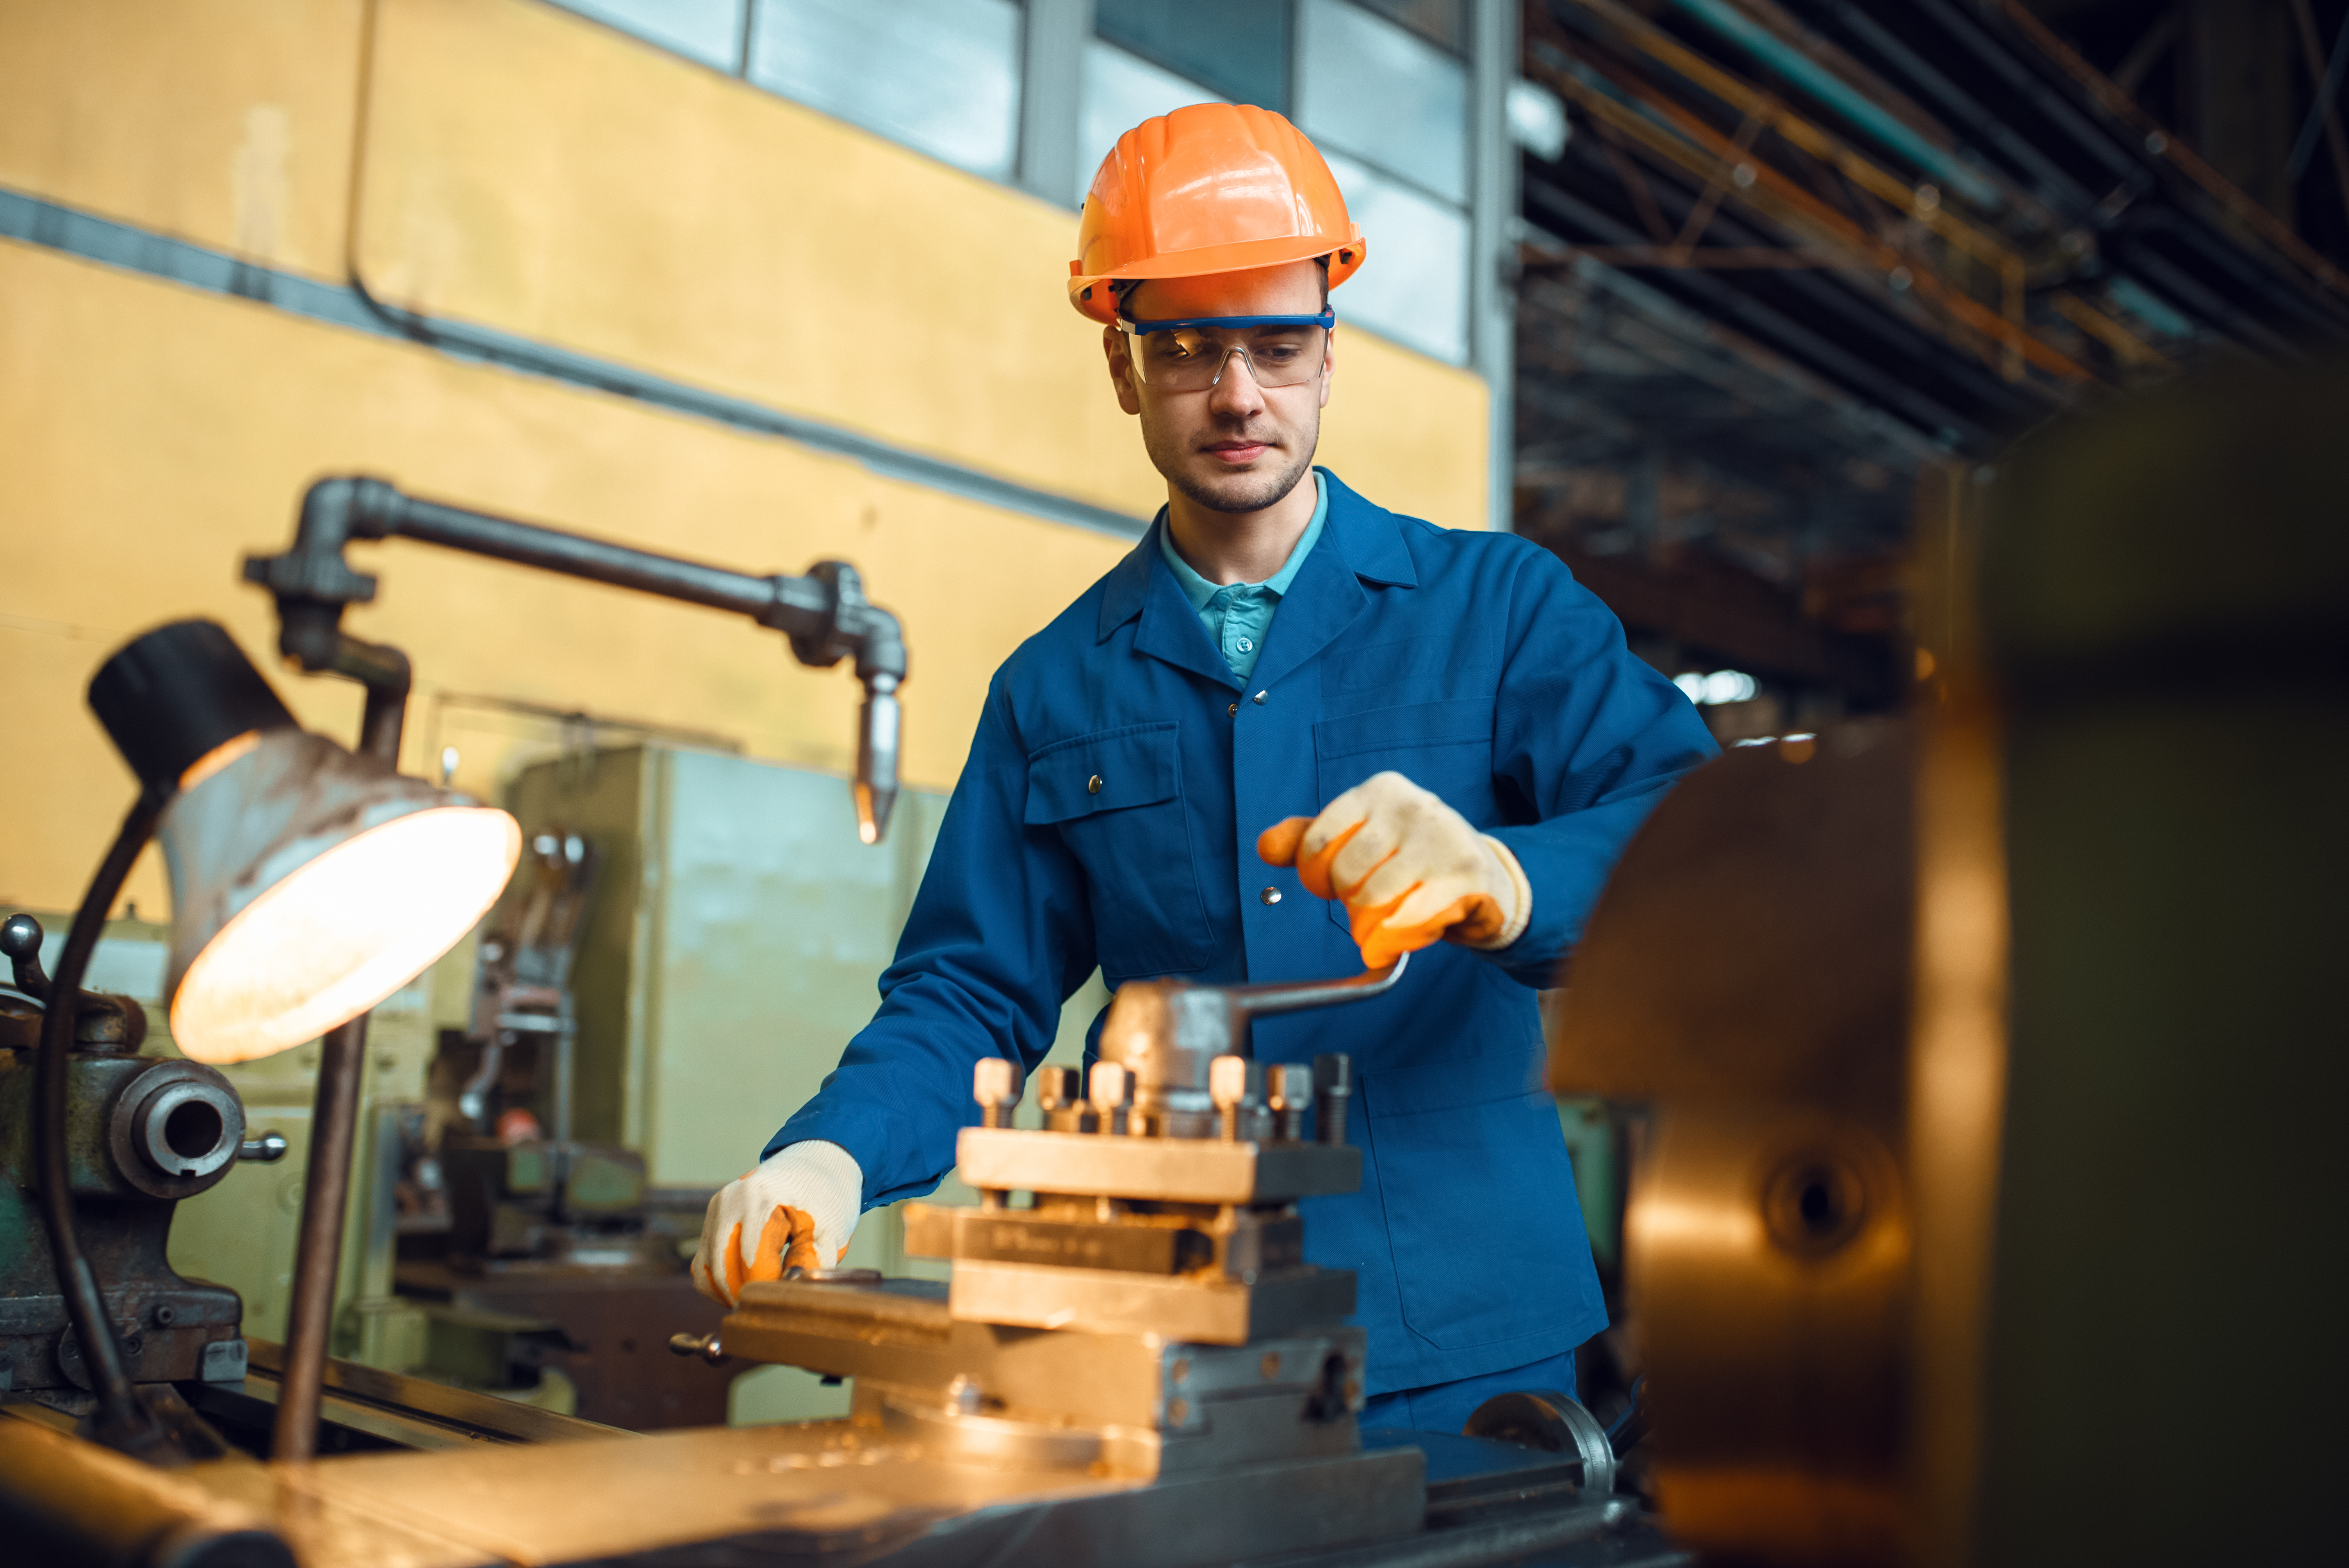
left=1312, top=697, right=1497, bottom=936
left=1027, top=722, right=1212, bottom=978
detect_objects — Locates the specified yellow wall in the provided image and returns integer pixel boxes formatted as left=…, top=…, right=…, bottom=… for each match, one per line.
left=0, top=0, right=1490, bottom=920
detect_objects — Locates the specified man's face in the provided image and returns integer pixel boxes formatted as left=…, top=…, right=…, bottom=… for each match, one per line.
left=1102, top=261, right=1335, bottom=516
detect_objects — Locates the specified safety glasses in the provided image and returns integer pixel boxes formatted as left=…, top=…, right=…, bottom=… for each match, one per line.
left=1117, top=310, right=1335, bottom=391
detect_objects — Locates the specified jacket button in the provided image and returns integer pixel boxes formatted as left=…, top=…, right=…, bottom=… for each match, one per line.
left=1228, top=702, right=1239, bottom=717
left=1252, top=691, right=1267, bottom=705
left=1260, top=886, right=1282, bottom=905
left=1087, top=775, right=1102, bottom=794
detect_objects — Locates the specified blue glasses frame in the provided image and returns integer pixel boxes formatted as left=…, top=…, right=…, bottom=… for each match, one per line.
left=1120, top=308, right=1338, bottom=335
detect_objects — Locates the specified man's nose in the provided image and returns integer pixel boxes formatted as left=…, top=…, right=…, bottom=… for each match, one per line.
left=1208, top=347, right=1267, bottom=416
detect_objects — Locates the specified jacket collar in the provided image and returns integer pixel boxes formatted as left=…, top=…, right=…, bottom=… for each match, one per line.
left=1094, top=468, right=1418, bottom=647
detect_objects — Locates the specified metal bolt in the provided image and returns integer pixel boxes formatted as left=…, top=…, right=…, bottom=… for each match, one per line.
left=972, top=1057, right=1022, bottom=1129
left=1087, top=774, right=1103, bottom=794
left=1210, top=1054, right=1255, bottom=1142
left=1169, top=1357, right=1190, bottom=1383
left=1035, top=1065, right=1080, bottom=1112
left=152, top=1304, right=177, bottom=1328
left=1259, top=886, right=1282, bottom=905
left=1089, top=1061, right=1131, bottom=1135
left=1266, top=1064, right=1313, bottom=1141
left=1260, top=1351, right=1281, bottom=1381
left=1313, top=1053, right=1353, bottom=1147
left=946, top=1374, right=983, bottom=1415
left=1167, top=1397, right=1191, bottom=1425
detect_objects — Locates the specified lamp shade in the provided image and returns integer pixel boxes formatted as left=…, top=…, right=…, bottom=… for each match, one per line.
left=159, top=728, right=520, bottom=1063
left=89, top=619, right=520, bottom=1065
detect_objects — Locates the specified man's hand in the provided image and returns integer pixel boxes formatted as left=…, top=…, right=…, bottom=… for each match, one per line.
left=1257, top=771, right=1531, bottom=968
left=691, top=1140, right=862, bottom=1307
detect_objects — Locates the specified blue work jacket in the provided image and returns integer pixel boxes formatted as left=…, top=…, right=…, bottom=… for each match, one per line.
left=773, top=469, right=1717, bottom=1393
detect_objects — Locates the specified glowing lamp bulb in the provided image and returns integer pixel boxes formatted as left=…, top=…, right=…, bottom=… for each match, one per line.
left=171, top=804, right=519, bottom=1063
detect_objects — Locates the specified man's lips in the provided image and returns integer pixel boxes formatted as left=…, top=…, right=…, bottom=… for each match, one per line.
left=1202, top=440, right=1273, bottom=465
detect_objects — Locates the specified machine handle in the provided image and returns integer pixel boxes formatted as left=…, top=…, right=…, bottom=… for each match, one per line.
left=1221, top=950, right=1410, bottom=1019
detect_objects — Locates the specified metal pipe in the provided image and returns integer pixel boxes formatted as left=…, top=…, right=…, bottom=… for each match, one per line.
left=1664, top=0, right=2005, bottom=210
left=389, top=491, right=811, bottom=624
left=2287, top=0, right=2349, bottom=221
left=248, top=476, right=909, bottom=842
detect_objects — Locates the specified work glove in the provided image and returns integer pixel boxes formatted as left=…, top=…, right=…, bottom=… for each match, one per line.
left=1257, top=771, right=1532, bottom=969
left=691, top=1139, right=862, bottom=1307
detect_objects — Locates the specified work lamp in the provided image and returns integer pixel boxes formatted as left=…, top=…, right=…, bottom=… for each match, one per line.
left=88, top=620, right=521, bottom=1061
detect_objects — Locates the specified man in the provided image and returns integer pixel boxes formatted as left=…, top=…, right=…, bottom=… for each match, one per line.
left=695, top=104, right=1716, bottom=1433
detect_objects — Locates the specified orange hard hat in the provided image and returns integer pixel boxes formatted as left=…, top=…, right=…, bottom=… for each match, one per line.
left=1068, top=103, right=1367, bottom=324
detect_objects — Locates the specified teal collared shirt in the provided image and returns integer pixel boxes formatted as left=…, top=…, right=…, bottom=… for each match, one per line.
left=1157, top=470, right=1328, bottom=681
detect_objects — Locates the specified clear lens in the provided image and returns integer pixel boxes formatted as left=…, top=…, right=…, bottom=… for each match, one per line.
left=1128, top=325, right=1328, bottom=391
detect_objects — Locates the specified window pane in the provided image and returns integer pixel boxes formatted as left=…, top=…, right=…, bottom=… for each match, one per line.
left=551, top=0, right=746, bottom=71
left=1078, top=41, right=1225, bottom=204
left=1297, top=0, right=1468, bottom=205
left=1094, top=0, right=1290, bottom=114
left=750, top=0, right=1021, bottom=182
left=1324, top=150, right=1469, bottom=363
left=1350, top=0, right=1466, bottom=55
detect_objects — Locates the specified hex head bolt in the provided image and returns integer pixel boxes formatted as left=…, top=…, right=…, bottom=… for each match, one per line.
left=1209, top=1054, right=1260, bottom=1142
left=1089, top=1060, right=1133, bottom=1135
left=1266, top=1064, right=1314, bottom=1142
left=1312, top=1053, right=1353, bottom=1146
left=1034, top=1064, right=1085, bottom=1131
left=972, top=1057, right=1024, bottom=1129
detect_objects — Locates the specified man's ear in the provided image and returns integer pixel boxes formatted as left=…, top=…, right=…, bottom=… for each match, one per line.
left=1103, top=326, right=1143, bottom=416
left=1318, top=325, right=1337, bottom=412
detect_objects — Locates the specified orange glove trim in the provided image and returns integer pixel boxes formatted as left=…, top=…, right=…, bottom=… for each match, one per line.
left=719, top=1205, right=825, bottom=1299
left=1260, top=816, right=1503, bottom=965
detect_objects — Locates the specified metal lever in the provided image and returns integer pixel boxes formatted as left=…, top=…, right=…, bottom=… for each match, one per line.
left=2, top=912, right=51, bottom=995
left=239, top=1131, right=290, bottom=1164
left=1218, top=950, right=1410, bottom=1019
left=668, top=1332, right=731, bottom=1366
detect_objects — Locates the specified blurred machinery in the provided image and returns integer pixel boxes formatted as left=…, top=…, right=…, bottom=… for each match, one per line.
left=0, top=915, right=283, bottom=1404
left=1546, top=357, right=2345, bottom=1565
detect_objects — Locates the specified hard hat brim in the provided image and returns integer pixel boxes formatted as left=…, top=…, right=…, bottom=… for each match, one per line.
left=1069, top=230, right=1367, bottom=324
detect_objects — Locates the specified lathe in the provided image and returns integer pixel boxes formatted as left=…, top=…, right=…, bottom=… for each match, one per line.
left=1, top=916, right=1675, bottom=1566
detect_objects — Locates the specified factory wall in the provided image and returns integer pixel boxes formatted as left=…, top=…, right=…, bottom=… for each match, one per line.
left=0, top=0, right=1491, bottom=925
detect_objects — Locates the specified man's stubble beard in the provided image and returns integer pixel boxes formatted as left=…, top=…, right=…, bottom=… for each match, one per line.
left=1141, top=401, right=1321, bottom=516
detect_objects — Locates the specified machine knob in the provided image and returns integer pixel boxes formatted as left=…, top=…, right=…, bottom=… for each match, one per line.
left=1, top=912, right=49, bottom=993
left=1266, top=1064, right=1314, bottom=1142
left=667, top=1332, right=730, bottom=1366
left=972, top=1057, right=1023, bottom=1129
left=239, top=1131, right=290, bottom=1164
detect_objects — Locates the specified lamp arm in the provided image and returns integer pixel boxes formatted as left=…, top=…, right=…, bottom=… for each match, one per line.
left=35, top=789, right=171, bottom=1455
left=246, top=477, right=907, bottom=837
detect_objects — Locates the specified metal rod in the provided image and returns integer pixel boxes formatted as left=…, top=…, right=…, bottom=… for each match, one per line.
left=1226, top=950, right=1410, bottom=1020
left=271, top=668, right=409, bottom=1463
left=269, top=1014, right=367, bottom=1463
left=2287, top=0, right=2349, bottom=223
left=35, top=791, right=169, bottom=1454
